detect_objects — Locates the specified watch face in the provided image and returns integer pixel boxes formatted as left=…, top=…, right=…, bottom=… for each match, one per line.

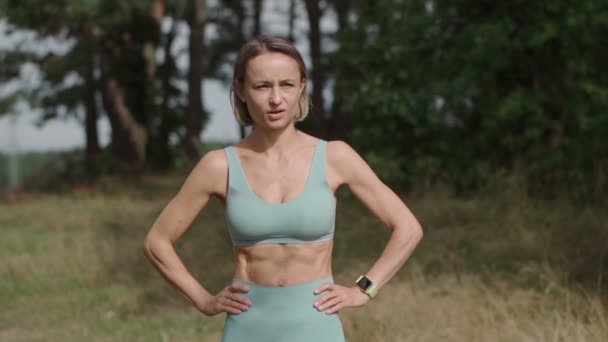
left=357, top=276, right=372, bottom=290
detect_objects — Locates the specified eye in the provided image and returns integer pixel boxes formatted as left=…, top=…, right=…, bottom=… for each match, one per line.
left=255, top=84, right=269, bottom=89
left=281, top=83, right=294, bottom=87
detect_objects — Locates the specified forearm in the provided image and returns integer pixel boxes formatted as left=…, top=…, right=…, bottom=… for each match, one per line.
left=365, top=221, right=423, bottom=289
left=144, top=237, right=213, bottom=312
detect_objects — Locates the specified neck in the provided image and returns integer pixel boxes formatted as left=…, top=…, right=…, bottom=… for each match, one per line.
left=247, top=124, right=301, bottom=153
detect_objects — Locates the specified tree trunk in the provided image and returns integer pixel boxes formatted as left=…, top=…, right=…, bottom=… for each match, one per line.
left=82, top=28, right=101, bottom=174
left=156, top=15, right=178, bottom=170
left=327, top=0, right=352, bottom=140
left=101, top=76, right=147, bottom=167
left=253, top=0, right=263, bottom=36
left=98, top=2, right=163, bottom=169
left=233, top=0, right=247, bottom=140
left=185, top=0, right=207, bottom=160
left=146, top=0, right=164, bottom=80
left=229, top=0, right=263, bottom=140
left=229, top=0, right=245, bottom=44
left=288, top=0, right=297, bottom=42
left=300, top=0, right=326, bottom=138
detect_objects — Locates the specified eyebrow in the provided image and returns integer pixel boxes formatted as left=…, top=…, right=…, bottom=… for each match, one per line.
left=251, top=79, right=296, bottom=85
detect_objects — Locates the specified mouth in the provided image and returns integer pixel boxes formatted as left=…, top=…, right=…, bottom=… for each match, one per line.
left=267, top=109, right=285, bottom=120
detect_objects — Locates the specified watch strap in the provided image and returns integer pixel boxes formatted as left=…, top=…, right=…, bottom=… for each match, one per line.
left=355, top=275, right=378, bottom=299
left=365, top=284, right=378, bottom=299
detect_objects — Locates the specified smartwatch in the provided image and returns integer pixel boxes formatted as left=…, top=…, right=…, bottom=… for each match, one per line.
left=355, top=275, right=378, bottom=299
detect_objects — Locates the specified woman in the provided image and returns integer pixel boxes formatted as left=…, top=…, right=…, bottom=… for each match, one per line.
left=144, top=36, right=423, bottom=341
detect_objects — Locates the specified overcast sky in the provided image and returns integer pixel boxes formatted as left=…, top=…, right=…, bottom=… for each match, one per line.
left=0, top=79, right=239, bottom=152
left=0, top=0, right=337, bottom=153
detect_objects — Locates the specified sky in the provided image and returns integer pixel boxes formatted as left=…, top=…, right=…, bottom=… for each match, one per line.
left=0, top=79, right=240, bottom=152
left=0, top=0, right=337, bottom=153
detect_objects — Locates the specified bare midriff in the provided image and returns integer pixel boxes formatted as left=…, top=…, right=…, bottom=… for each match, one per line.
left=233, top=240, right=334, bottom=287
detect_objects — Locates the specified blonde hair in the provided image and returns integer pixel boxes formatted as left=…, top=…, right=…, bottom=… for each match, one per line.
left=230, top=36, right=311, bottom=126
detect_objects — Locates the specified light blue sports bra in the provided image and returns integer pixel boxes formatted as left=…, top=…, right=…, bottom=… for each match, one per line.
left=224, top=140, right=336, bottom=247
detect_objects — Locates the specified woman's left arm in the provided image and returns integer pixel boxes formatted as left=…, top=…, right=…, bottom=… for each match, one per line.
left=313, top=141, right=424, bottom=314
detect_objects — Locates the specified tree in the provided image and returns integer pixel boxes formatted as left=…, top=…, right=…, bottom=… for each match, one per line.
left=335, top=0, right=608, bottom=198
left=205, top=0, right=267, bottom=140
left=99, top=2, right=162, bottom=168
left=184, top=0, right=207, bottom=160
left=326, top=0, right=355, bottom=140
left=0, top=1, right=105, bottom=172
left=148, top=1, right=188, bottom=170
left=287, top=0, right=297, bottom=42
left=298, top=0, right=328, bottom=138
left=0, top=0, right=164, bottom=170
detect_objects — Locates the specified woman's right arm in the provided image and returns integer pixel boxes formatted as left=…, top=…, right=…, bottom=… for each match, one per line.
left=143, top=150, right=251, bottom=316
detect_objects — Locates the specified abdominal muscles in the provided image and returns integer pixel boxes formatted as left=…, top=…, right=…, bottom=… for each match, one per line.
left=233, top=240, right=334, bottom=287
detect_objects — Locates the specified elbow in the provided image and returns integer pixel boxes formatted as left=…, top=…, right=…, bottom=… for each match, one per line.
left=143, top=235, right=154, bottom=260
left=143, top=232, right=161, bottom=261
left=413, top=222, right=424, bottom=241
left=410, top=214, right=424, bottom=242
left=143, top=229, right=174, bottom=262
left=394, top=221, right=423, bottom=244
left=415, top=227, right=423, bottom=245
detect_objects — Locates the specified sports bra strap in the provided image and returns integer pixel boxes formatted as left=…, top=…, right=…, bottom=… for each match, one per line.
left=224, top=139, right=327, bottom=190
left=224, top=146, right=248, bottom=190
left=308, top=140, right=327, bottom=185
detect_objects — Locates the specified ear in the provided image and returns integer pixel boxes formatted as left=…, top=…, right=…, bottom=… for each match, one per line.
left=299, top=78, right=307, bottom=95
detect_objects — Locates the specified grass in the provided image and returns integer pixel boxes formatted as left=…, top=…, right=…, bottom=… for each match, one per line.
left=342, top=267, right=607, bottom=341
left=1, top=170, right=607, bottom=341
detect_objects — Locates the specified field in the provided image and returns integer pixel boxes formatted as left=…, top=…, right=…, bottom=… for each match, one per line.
left=1, top=170, right=607, bottom=341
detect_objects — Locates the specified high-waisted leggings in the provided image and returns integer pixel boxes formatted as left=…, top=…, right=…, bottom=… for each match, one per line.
left=222, top=276, right=346, bottom=342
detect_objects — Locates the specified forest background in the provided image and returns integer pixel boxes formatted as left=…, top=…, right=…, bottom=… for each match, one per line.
left=1, top=0, right=607, bottom=341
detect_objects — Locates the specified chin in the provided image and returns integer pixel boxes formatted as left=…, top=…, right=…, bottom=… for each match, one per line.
left=263, top=118, right=294, bottom=130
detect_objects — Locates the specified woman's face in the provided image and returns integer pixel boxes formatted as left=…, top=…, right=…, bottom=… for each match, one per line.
left=238, top=52, right=305, bottom=129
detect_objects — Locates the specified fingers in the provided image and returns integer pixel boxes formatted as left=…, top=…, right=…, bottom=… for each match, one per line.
left=313, top=284, right=364, bottom=314
left=226, top=284, right=252, bottom=306
left=229, top=284, right=250, bottom=293
left=218, top=284, right=252, bottom=315
left=313, top=284, right=344, bottom=314
left=314, top=290, right=338, bottom=308
left=323, top=297, right=344, bottom=314
left=313, top=283, right=336, bottom=307
left=313, top=282, right=335, bottom=295
left=315, top=293, right=342, bottom=312
left=224, top=292, right=252, bottom=310
left=220, top=297, right=244, bottom=315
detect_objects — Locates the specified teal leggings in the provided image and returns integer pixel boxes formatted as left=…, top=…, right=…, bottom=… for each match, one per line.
left=222, top=276, right=345, bottom=342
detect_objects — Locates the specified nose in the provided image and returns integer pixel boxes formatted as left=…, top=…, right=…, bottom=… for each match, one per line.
left=269, top=86, right=282, bottom=105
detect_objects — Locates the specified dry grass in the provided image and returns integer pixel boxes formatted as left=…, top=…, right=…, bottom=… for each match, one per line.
left=0, top=172, right=606, bottom=341
left=339, top=266, right=607, bottom=342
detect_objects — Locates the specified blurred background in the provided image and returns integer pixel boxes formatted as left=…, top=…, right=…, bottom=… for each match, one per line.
left=1, top=0, right=607, bottom=341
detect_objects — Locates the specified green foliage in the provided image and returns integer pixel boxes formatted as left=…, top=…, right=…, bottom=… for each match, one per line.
left=335, top=0, right=608, bottom=201
left=0, top=95, right=18, bottom=115
left=0, top=1, right=191, bottom=171
left=0, top=0, right=154, bottom=31
left=0, top=23, right=39, bottom=117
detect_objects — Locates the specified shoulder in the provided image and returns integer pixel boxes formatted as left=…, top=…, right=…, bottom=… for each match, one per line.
left=325, top=140, right=388, bottom=196
left=326, top=140, right=361, bottom=165
left=182, top=148, right=228, bottom=194
left=196, top=148, right=228, bottom=174
left=325, top=140, right=372, bottom=182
